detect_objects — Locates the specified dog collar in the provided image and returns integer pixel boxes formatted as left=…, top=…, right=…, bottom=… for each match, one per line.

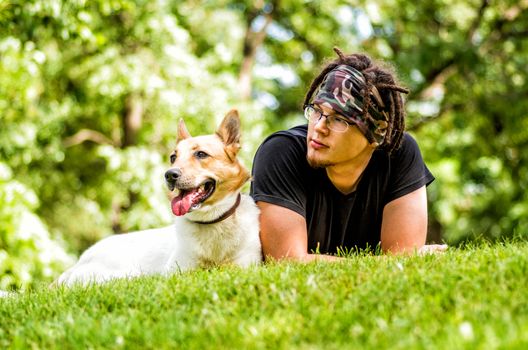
left=191, top=193, right=241, bottom=225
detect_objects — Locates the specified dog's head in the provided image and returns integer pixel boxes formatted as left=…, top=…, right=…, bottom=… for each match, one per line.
left=165, top=109, right=250, bottom=216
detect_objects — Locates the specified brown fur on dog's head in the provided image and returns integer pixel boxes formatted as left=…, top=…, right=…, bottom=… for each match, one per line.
left=167, top=109, right=250, bottom=209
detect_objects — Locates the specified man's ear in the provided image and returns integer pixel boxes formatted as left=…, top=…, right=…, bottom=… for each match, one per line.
left=216, top=109, right=241, bottom=159
left=178, top=119, right=191, bottom=141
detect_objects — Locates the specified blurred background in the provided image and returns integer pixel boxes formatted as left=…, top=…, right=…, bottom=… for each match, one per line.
left=1, top=0, right=527, bottom=288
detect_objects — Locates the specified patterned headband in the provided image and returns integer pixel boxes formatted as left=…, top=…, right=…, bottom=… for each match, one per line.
left=312, top=65, right=390, bottom=145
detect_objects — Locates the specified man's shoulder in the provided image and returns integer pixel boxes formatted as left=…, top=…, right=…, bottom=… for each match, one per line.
left=401, top=132, right=419, bottom=148
left=250, top=124, right=313, bottom=214
left=390, top=132, right=421, bottom=158
left=370, top=132, right=425, bottom=179
left=257, top=124, right=308, bottom=155
left=265, top=124, right=307, bottom=142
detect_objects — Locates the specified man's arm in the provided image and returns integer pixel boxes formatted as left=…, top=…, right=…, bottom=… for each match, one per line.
left=381, top=185, right=434, bottom=254
left=258, top=186, right=446, bottom=260
left=257, top=201, right=341, bottom=262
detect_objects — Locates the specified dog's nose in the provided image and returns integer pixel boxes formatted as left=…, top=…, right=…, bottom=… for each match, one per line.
left=165, top=168, right=182, bottom=181
left=165, top=168, right=182, bottom=184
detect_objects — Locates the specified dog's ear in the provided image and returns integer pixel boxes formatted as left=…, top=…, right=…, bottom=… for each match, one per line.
left=216, top=109, right=241, bottom=160
left=178, top=119, right=191, bottom=141
left=216, top=109, right=241, bottom=146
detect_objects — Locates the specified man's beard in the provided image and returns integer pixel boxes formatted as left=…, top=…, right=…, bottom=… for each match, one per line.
left=306, top=154, right=336, bottom=169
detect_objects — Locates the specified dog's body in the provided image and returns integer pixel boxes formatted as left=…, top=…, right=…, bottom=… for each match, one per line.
left=57, top=110, right=262, bottom=286
left=57, top=195, right=260, bottom=285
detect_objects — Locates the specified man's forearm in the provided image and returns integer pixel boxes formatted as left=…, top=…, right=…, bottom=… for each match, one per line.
left=265, top=245, right=447, bottom=262
left=265, top=253, right=344, bottom=262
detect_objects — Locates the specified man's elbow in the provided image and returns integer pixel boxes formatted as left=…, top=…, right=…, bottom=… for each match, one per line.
left=262, top=246, right=309, bottom=262
left=381, top=243, right=424, bottom=255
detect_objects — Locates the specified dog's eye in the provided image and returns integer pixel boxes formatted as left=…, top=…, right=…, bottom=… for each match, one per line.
left=170, top=153, right=176, bottom=163
left=194, top=151, right=209, bottom=160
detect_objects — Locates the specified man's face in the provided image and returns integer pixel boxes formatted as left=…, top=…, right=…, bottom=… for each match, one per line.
left=306, top=104, right=373, bottom=168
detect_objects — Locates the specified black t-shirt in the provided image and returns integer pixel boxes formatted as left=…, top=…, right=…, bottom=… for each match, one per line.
left=250, top=124, right=434, bottom=254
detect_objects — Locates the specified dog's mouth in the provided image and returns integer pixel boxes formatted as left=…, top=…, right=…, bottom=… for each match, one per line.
left=171, top=179, right=216, bottom=216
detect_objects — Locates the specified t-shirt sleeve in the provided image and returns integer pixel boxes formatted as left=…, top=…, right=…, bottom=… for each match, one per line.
left=250, top=134, right=308, bottom=217
left=384, top=133, right=435, bottom=204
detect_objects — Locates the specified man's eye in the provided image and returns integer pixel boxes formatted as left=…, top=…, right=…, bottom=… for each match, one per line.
left=312, top=108, right=323, bottom=118
left=330, top=116, right=348, bottom=125
left=194, top=151, right=209, bottom=159
left=170, top=154, right=176, bottom=163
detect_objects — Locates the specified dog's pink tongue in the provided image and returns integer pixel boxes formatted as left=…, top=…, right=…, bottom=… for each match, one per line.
left=171, top=190, right=201, bottom=216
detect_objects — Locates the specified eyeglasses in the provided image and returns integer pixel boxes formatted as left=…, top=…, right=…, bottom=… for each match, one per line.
left=304, top=104, right=354, bottom=133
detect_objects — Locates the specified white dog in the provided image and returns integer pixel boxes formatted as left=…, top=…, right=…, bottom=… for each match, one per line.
left=57, top=110, right=262, bottom=286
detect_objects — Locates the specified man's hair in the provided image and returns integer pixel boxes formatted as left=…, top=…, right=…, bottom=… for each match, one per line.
left=303, top=48, right=409, bottom=154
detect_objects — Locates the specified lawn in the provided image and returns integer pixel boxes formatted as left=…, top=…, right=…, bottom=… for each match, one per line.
left=1, top=241, right=527, bottom=349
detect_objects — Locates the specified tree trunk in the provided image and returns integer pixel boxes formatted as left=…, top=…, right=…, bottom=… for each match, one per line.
left=122, top=93, right=143, bottom=148
left=112, top=93, right=144, bottom=233
left=238, top=1, right=277, bottom=100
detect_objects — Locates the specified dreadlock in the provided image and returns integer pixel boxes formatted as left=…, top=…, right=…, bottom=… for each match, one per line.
left=303, top=47, right=409, bottom=154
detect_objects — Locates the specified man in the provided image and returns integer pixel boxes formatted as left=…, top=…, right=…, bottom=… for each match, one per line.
left=250, top=48, right=446, bottom=261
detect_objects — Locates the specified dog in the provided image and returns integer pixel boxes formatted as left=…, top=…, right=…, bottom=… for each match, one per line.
left=57, top=110, right=262, bottom=286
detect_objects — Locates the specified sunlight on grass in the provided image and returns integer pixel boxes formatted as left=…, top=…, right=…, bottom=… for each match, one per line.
left=1, top=242, right=527, bottom=349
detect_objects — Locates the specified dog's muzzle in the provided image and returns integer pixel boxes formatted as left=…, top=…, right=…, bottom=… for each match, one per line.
left=165, top=168, right=182, bottom=191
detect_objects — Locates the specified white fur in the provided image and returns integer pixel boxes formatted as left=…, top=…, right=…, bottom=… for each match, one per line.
left=57, top=193, right=261, bottom=286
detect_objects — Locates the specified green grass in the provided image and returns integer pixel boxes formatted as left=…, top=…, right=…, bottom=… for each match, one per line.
left=1, top=242, right=527, bottom=349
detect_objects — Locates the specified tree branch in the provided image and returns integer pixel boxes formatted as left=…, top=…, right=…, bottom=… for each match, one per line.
left=63, top=129, right=115, bottom=147
left=486, top=0, right=528, bottom=41
left=467, top=0, right=490, bottom=42
left=500, top=30, right=528, bottom=38
left=412, top=0, right=490, bottom=99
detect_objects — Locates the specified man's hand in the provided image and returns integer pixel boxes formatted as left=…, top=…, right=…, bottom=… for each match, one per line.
left=418, top=244, right=448, bottom=255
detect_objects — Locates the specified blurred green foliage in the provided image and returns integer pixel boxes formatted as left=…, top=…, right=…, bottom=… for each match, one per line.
left=0, top=162, right=73, bottom=289
left=1, top=0, right=527, bottom=287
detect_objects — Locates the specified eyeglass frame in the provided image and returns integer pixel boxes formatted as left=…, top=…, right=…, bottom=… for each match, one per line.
left=303, top=104, right=355, bottom=133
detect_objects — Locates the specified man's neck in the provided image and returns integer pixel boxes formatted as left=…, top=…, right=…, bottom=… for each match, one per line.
left=325, top=148, right=374, bottom=195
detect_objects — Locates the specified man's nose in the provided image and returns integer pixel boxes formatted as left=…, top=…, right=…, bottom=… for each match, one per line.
left=164, top=168, right=182, bottom=189
left=313, top=114, right=329, bottom=133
